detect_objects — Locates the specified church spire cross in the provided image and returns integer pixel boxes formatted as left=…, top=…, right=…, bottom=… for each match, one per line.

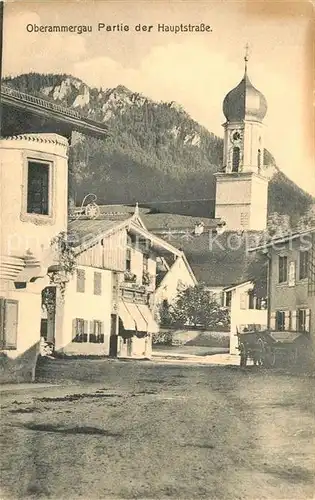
left=244, top=42, right=251, bottom=73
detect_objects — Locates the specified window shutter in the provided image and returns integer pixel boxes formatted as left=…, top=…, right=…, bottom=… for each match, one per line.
left=284, top=311, right=290, bottom=331
left=288, top=262, right=296, bottom=287
left=94, top=272, right=102, bottom=295
left=89, top=320, right=94, bottom=342
left=4, top=300, right=19, bottom=349
left=83, top=320, right=88, bottom=343
left=72, top=318, right=77, bottom=340
left=305, top=309, right=311, bottom=333
left=240, top=293, right=247, bottom=310
left=270, top=312, right=276, bottom=330
left=291, top=310, right=297, bottom=331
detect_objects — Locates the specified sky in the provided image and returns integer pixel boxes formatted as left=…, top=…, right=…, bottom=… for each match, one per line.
left=2, top=0, right=315, bottom=196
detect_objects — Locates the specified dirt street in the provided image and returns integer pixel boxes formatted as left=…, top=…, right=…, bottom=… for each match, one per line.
left=1, top=358, right=314, bottom=499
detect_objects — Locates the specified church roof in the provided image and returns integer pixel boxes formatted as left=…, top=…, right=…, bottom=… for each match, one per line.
left=96, top=204, right=221, bottom=231
left=223, top=67, right=267, bottom=123
left=142, top=213, right=221, bottom=231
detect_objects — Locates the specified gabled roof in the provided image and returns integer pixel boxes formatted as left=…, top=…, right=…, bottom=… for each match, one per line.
left=68, top=217, right=131, bottom=250
left=97, top=204, right=221, bottom=231
left=224, top=281, right=253, bottom=292
left=68, top=213, right=195, bottom=279
left=69, top=204, right=269, bottom=289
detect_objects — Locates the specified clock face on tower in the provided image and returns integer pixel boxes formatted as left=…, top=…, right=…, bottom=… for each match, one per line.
left=232, top=131, right=241, bottom=142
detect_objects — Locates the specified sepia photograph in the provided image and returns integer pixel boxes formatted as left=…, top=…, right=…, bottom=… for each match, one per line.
left=0, top=0, right=314, bottom=498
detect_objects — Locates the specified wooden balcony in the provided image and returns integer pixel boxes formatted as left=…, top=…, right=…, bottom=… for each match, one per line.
left=1, top=85, right=108, bottom=139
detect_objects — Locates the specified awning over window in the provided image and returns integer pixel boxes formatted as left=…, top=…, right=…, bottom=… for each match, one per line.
left=119, top=301, right=159, bottom=334
left=137, top=304, right=159, bottom=333
left=119, top=301, right=136, bottom=331
left=125, top=302, right=148, bottom=332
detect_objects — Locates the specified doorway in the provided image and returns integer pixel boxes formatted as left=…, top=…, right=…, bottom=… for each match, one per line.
left=109, top=314, right=118, bottom=357
left=41, top=286, right=56, bottom=344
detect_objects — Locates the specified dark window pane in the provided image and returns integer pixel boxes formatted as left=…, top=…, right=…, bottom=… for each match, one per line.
left=279, top=256, right=287, bottom=283
left=299, top=251, right=309, bottom=280
left=276, top=311, right=285, bottom=331
left=232, top=147, right=240, bottom=172
left=27, top=161, right=50, bottom=215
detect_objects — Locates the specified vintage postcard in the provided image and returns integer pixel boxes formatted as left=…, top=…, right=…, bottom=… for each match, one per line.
left=0, top=0, right=314, bottom=498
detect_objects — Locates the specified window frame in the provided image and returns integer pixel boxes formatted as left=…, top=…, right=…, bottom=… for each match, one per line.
left=299, top=251, right=309, bottom=280
left=143, top=253, right=149, bottom=274
left=72, top=318, right=88, bottom=343
left=297, top=309, right=308, bottom=332
left=93, top=271, right=102, bottom=295
left=248, top=290, right=255, bottom=310
left=225, top=291, right=232, bottom=308
left=278, top=256, right=288, bottom=284
left=76, top=269, right=86, bottom=293
left=21, top=153, right=56, bottom=225
left=89, top=320, right=104, bottom=343
left=275, top=310, right=285, bottom=331
left=126, top=248, right=132, bottom=271
left=26, top=160, right=50, bottom=215
left=232, top=146, right=240, bottom=172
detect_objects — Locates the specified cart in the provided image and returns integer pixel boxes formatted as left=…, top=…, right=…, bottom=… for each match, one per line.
left=237, top=329, right=309, bottom=368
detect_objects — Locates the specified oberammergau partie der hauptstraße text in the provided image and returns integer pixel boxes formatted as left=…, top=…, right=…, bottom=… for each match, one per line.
left=25, top=23, right=213, bottom=34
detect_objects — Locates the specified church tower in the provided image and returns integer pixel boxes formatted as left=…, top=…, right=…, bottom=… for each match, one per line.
left=215, top=47, right=269, bottom=231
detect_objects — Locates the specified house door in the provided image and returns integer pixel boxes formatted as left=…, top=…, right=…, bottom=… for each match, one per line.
left=109, top=314, right=118, bottom=357
left=41, top=287, right=56, bottom=343
left=127, top=338, right=132, bottom=357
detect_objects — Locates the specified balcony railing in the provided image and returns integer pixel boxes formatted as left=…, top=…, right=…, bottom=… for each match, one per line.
left=1, top=84, right=81, bottom=119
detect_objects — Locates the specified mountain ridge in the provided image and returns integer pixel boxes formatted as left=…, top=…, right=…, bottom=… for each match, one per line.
left=3, top=73, right=313, bottom=222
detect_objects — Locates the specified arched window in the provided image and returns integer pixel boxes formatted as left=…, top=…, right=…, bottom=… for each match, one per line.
left=232, top=147, right=240, bottom=172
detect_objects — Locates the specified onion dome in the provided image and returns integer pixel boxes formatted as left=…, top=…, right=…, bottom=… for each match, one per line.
left=223, top=57, right=267, bottom=123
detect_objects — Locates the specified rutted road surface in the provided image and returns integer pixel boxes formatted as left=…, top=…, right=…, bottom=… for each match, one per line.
left=1, top=358, right=314, bottom=499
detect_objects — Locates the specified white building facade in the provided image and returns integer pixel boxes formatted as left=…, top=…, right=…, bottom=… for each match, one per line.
left=0, top=134, right=69, bottom=381
left=48, top=215, right=194, bottom=359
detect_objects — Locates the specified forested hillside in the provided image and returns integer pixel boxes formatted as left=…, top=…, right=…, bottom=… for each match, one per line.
left=3, top=73, right=313, bottom=219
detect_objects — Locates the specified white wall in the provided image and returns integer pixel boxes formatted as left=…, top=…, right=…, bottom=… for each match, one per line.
left=154, top=256, right=195, bottom=317
left=0, top=135, right=68, bottom=263
left=56, top=265, right=113, bottom=355
left=215, top=172, right=268, bottom=231
left=249, top=174, right=268, bottom=230
left=229, top=282, right=268, bottom=354
left=0, top=134, right=69, bottom=380
left=243, top=121, right=264, bottom=171
left=0, top=279, right=44, bottom=359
